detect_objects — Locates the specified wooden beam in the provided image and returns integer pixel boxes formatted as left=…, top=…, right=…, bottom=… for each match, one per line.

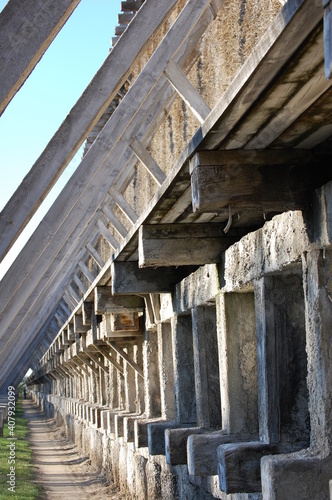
left=73, top=274, right=87, bottom=294
left=76, top=353, right=99, bottom=375
left=190, top=150, right=329, bottom=213
left=138, top=223, right=239, bottom=267
left=102, top=201, right=127, bottom=238
left=84, top=351, right=109, bottom=374
left=324, top=0, right=332, bottom=78
left=0, top=0, right=81, bottom=116
left=105, top=340, right=144, bottom=379
left=130, top=137, right=166, bottom=186
left=86, top=242, right=105, bottom=269
left=164, top=60, right=211, bottom=123
left=96, top=219, right=119, bottom=250
left=111, top=261, right=196, bottom=294
left=94, top=286, right=144, bottom=314
left=109, top=186, right=139, bottom=224
left=78, top=261, right=95, bottom=284
left=94, top=345, right=124, bottom=375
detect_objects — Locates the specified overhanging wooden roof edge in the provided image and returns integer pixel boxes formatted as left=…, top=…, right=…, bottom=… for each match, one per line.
left=0, top=0, right=179, bottom=262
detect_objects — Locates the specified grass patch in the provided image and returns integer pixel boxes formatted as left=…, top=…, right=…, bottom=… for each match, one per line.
left=0, top=399, right=42, bottom=499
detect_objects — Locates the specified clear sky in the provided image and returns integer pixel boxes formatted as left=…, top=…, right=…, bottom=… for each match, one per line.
left=0, top=0, right=121, bottom=278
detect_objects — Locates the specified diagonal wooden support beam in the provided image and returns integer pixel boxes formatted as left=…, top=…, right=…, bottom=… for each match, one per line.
left=109, top=186, right=139, bottom=224
left=86, top=242, right=105, bottom=269
left=96, top=219, right=119, bottom=250
left=94, top=345, right=124, bottom=375
left=190, top=150, right=331, bottom=213
left=164, top=60, right=211, bottom=123
left=78, top=260, right=95, bottom=284
left=76, top=352, right=99, bottom=375
left=84, top=350, right=109, bottom=374
left=139, top=223, right=239, bottom=267
left=102, top=201, right=127, bottom=238
left=105, top=340, right=144, bottom=379
left=73, top=274, right=87, bottom=294
left=130, top=137, right=166, bottom=186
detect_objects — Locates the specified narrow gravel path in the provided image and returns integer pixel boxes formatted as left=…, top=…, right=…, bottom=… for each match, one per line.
left=22, top=399, right=123, bottom=499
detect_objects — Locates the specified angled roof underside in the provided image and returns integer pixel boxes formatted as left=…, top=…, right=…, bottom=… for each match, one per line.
left=1, top=0, right=331, bottom=391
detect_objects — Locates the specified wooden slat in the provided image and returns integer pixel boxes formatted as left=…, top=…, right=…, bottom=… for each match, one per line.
left=109, top=187, right=139, bottom=224
left=96, top=219, right=119, bottom=250
left=105, top=340, right=144, bottom=378
left=164, top=60, right=211, bottom=123
left=86, top=242, right=105, bottom=268
left=130, top=137, right=166, bottom=186
left=102, top=201, right=128, bottom=238
left=78, top=261, right=95, bottom=284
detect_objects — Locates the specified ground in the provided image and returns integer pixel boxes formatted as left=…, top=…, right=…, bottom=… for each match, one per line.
left=23, top=399, right=127, bottom=499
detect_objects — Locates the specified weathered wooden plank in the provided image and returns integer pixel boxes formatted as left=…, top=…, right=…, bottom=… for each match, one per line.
left=96, top=219, right=119, bottom=250
left=86, top=242, right=105, bottom=269
left=94, top=286, right=144, bottom=314
left=130, top=137, right=166, bottom=186
left=0, top=0, right=81, bottom=115
left=102, top=202, right=127, bottom=238
left=164, top=60, right=211, bottom=123
left=139, top=223, right=239, bottom=267
left=191, top=160, right=330, bottom=214
left=109, top=187, right=139, bottom=225
left=94, top=345, right=124, bottom=375
left=78, top=261, right=95, bottom=284
left=111, top=261, right=196, bottom=294
left=73, top=274, right=87, bottom=294
left=105, top=340, right=144, bottom=379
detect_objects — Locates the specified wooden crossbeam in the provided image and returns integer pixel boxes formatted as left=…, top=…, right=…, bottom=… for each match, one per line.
left=102, top=201, right=127, bottom=238
left=105, top=340, right=144, bottom=379
left=109, top=186, right=139, bottom=224
left=94, top=345, right=124, bottom=375
left=84, top=350, right=109, bottom=374
left=138, top=223, right=239, bottom=267
left=67, top=285, right=81, bottom=304
left=95, top=286, right=144, bottom=314
left=130, top=137, right=166, bottom=186
left=73, top=274, right=87, bottom=294
left=86, top=242, right=105, bottom=268
left=164, top=60, right=211, bottom=123
left=78, top=261, right=95, bottom=284
left=96, top=219, right=119, bottom=250
left=76, top=353, right=99, bottom=375
left=190, top=150, right=330, bottom=213
left=111, top=261, right=196, bottom=294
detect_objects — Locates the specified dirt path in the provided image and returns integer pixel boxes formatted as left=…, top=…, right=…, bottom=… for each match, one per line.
left=23, top=399, right=124, bottom=499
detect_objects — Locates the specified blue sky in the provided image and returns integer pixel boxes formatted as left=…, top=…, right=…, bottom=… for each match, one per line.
left=0, top=0, right=120, bottom=277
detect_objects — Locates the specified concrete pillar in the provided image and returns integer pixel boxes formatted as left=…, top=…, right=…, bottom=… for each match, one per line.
left=192, top=305, right=221, bottom=429
left=134, top=340, right=144, bottom=414
left=217, top=291, right=258, bottom=435
left=157, top=322, right=175, bottom=420
left=124, top=345, right=136, bottom=413
left=171, top=314, right=196, bottom=424
left=143, top=330, right=161, bottom=418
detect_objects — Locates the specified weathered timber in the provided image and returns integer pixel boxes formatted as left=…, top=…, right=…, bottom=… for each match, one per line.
left=94, top=286, right=144, bottom=314
left=96, top=219, right=119, bottom=250
left=86, top=242, right=105, bottom=268
left=105, top=340, right=144, bottom=379
left=190, top=151, right=330, bottom=213
left=121, top=1, right=143, bottom=12
left=74, top=314, right=90, bottom=334
left=164, top=60, right=211, bottom=123
left=94, top=345, right=124, bottom=375
left=0, top=0, right=80, bottom=115
left=84, top=351, right=109, bottom=374
left=130, top=137, right=166, bottom=186
left=111, top=261, right=197, bottom=293
left=138, top=224, right=239, bottom=267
